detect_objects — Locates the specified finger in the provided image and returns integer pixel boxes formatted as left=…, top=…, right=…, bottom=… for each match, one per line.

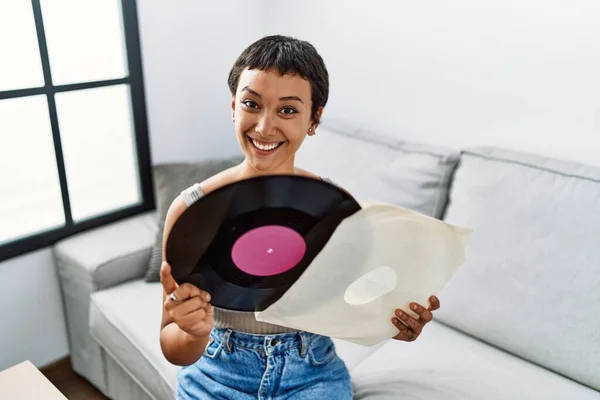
left=176, top=283, right=211, bottom=303
left=391, top=318, right=416, bottom=341
left=165, top=284, right=212, bottom=312
left=391, top=316, right=408, bottom=331
left=428, top=296, right=441, bottom=311
left=160, top=262, right=178, bottom=294
left=177, top=308, right=209, bottom=327
left=394, top=309, right=423, bottom=333
left=410, top=302, right=434, bottom=323
left=171, top=296, right=209, bottom=319
left=163, top=292, right=183, bottom=311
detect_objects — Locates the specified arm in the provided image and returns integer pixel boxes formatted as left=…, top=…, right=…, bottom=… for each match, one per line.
left=160, top=319, right=209, bottom=366
left=158, top=195, right=213, bottom=366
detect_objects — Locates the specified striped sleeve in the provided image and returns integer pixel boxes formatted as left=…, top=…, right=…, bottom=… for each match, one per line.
left=180, top=183, right=204, bottom=206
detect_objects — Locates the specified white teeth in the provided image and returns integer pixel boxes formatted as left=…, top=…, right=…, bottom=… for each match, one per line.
left=252, top=138, right=279, bottom=151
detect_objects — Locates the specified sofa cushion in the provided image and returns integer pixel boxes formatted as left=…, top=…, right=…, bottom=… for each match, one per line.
left=295, top=124, right=460, bottom=218
left=53, top=211, right=157, bottom=393
left=350, top=321, right=599, bottom=399
left=89, top=279, right=383, bottom=400
left=146, top=157, right=243, bottom=282
left=435, top=147, right=600, bottom=391
left=54, top=211, right=157, bottom=290
left=90, top=280, right=179, bottom=400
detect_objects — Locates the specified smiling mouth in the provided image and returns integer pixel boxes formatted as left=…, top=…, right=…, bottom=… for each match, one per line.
left=247, top=135, right=285, bottom=152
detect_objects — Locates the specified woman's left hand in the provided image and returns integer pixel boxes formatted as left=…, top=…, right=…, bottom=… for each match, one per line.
left=392, top=296, right=440, bottom=342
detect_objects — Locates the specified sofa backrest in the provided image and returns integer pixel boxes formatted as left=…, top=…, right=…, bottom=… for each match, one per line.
left=295, top=124, right=460, bottom=218
left=436, top=147, right=600, bottom=391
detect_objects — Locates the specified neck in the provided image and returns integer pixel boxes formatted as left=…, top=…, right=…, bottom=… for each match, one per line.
left=237, top=157, right=298, bottom=179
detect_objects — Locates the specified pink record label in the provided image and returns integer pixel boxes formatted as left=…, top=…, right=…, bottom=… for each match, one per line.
left=231, top=225, right=306, bottom=276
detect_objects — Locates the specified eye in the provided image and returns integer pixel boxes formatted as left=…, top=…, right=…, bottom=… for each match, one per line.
left=280, top=107, right=297, bottom=115
left=242, top=100, right=259, bottom=109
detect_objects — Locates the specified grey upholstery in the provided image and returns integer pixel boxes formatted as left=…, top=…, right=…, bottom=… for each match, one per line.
left=295, top=124, right=460, bottom=218
left=52, top=132, right=600, bottom=399
left=55, top=212, right=157, bottom=290
left=351, top=321, right=600, bottom=399
left=436, top=147, right=600, bottom=391
left=53, top=212, right=156, bottom=395
left=90, top=280, right=178, bottom=400
left=146, top=157, right=243, bottom=282
left=88, top=279, right=390, bottom=400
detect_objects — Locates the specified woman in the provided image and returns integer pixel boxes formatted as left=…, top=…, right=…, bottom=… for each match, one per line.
left=159, top=35, right=441, bottom=399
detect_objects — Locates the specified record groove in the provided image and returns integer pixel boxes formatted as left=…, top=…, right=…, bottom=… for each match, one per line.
left=166, top=175, right=361, bottom=311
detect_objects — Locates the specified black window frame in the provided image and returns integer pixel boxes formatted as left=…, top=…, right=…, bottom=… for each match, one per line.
left=0, top=0, right=154, bottom=263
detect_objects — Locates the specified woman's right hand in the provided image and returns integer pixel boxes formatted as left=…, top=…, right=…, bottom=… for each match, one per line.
left=160, top=261, right=214, bottom=339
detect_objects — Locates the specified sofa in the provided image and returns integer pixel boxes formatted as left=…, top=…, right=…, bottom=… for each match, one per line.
left=52, top=124, right=600, bottom=399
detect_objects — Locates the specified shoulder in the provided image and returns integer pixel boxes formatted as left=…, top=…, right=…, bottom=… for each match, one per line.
left=295, top=167, right=333, bottom=184
left=294, top=167, right=321, bottom=180
left=198, top=165, right=241, bottom=195
left=163, top=165, right=242, bottom=241
left=177, top=165, right=241, bottom=208
left=295, top=168, right=351, bottom=196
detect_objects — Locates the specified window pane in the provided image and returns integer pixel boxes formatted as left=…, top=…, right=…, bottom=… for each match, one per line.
left=0, top=96, right=65, bottom=245
left=55, top=85, right=141, bottom=221
left=0, top=1, right=45, bottom=91
left=40, top=0, right=128, bottom=85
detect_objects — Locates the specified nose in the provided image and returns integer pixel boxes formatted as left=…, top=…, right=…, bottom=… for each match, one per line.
left=255, top=113, right=276, bottom=138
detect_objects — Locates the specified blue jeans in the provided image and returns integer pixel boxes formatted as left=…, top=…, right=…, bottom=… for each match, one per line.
left=176, top=328, right=353, bottom=399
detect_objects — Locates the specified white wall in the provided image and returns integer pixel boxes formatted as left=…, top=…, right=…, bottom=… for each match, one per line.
left=0, top=249, right=69, bottom=370
left=139, top=0, right=264, bottom=164
left=0, top=0, right=264, bottom=371
left=3, top=0, right=600, bottom=372
left=265, top=0, right=600, bottom=167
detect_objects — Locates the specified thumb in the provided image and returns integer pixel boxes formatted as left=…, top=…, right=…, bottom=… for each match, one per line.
left=160, top=261, right=178, bottom=294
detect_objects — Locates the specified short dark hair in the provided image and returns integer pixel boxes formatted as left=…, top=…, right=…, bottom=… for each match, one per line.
left=227, top=35, right=329, bottom=123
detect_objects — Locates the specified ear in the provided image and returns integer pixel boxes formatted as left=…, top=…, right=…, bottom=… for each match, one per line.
left=308, top=107, right=324, bottom=136
left=230, top=95, right=236, bottom=122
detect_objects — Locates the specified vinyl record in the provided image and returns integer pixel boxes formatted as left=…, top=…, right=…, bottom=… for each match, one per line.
left=165, top=175, right=361, bottom=312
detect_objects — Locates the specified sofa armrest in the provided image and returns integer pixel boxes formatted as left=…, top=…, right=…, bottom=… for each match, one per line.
left=54, top=211, right=158, bottom=290
left=52, top=211, right=157, bottom=394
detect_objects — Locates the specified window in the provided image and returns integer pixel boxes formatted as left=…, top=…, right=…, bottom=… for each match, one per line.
left=0, top=0, right=154, bottom=262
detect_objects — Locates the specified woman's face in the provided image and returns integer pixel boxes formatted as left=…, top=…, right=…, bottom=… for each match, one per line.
left=231, top=67, right=321, bottom=174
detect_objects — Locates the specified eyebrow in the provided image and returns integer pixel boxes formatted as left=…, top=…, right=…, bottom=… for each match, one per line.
left=242, top=86, right=304, bottom=104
